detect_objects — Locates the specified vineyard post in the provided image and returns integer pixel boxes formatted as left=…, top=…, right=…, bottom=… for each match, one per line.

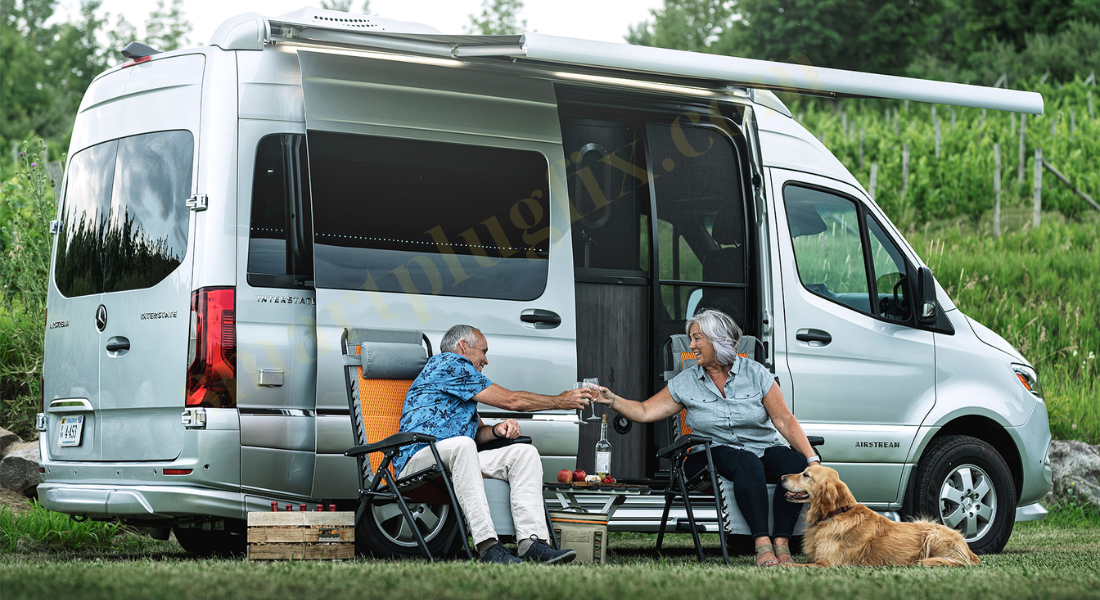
left=951, top=107, right=956, bottom=129
left=931, top=105, right=936, bottom=124
left=893, top=107, right=899, bottom=136
left=1033, top=147, right=1043, bottom=227
left=9, top=140, right=16, bottom=166
left=902, top=143, right=910, bottom=196
left=1019, top=113, right=1027, bottom=183
left=904, top=100, right=909, bottom=112
left=981, top=108, right=986, bottom=128
left=994, top=144, right=1002, bottom=238
left=935, top=118, right=941, bottom=159
left=859, top=128, right=865, bottom=169
left=1071, top=108, right=1076, bottom=134
left=1010, top=113, right=1015, bottom=136
left=1051, top=116, right=1057, bottom=138
left=842, top=109, right=847, bottom=136
left=869, top=163, right=878, bottom=199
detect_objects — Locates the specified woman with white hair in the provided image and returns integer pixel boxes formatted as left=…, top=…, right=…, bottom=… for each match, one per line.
left=594, top=308, right=818, bottom=566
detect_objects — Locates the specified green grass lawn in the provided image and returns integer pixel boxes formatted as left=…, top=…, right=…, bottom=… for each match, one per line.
left=3, top=516, right=1100, bottom=600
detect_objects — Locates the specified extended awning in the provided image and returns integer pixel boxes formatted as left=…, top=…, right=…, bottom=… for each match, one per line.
left=266, top=16, right=1044, bottom=115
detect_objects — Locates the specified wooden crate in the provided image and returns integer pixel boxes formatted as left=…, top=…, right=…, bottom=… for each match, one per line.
left=247, top=511, right=355, bottom=561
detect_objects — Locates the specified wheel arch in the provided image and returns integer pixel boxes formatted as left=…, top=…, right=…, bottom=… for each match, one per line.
left=903, top=414, right=1024, bottom=513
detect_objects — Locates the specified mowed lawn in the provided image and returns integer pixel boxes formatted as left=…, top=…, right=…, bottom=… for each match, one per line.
left=3, top=519, right=1100, bottom=600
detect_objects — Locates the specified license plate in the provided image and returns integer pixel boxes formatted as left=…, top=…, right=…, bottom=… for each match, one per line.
left=59, top=415, right=84, bottom=447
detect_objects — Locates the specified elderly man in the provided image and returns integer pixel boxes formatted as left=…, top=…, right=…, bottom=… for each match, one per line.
left=393, top=324, right=594, bottom=564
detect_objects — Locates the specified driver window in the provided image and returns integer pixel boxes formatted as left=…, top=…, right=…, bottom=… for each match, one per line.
left=784, top=185, right=871, bottom=315
left=866, top=217, right=912, bottom=322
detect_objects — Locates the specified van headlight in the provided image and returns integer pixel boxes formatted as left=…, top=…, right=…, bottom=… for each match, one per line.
left=1012, top=364, right=1044, bottom=400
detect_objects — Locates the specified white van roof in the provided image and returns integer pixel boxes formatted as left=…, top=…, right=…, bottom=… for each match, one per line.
left=211, top=10, right=1043, bottom=115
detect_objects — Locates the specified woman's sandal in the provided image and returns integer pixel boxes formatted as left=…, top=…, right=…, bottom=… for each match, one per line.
left=774, top=543, right=795, bottom=565
left=755, top=543, right=779, bottom=566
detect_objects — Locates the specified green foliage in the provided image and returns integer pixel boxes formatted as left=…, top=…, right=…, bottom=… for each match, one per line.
left=0, top=499, right=124, bottom=552
left=792, top=80, right=1100, bottom=226
left=144, top=0, right=191, bottom=52
left=464, top=0, right=526, bottom=35
left=0, top=140, right=54, bottom=436
left=625, top=0, right=735, bottom=53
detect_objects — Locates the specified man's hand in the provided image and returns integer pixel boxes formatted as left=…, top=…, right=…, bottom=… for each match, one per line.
left=557, top=387, right=594, bottom=410
left=494, top=418, right=521, bottom=439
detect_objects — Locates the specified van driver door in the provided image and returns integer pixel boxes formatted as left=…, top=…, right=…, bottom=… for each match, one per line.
left=296, top=50, right=579, bottom=493
left=770, top=168, right=936, bottom=505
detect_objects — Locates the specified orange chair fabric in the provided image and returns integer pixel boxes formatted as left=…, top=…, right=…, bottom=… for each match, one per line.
left=357, top=346, right=414, bottom=478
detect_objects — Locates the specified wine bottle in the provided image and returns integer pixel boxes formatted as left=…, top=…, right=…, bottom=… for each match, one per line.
left=595, top=414, right=612, bottom=477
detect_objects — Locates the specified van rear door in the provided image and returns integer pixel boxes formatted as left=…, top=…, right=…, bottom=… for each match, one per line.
left=297, top=51, right=578, bottom=479
left=45, top=55, right=204, bottom=462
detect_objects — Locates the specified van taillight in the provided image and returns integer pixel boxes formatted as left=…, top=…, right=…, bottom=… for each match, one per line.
left=186, top=287, right=236, bottom=408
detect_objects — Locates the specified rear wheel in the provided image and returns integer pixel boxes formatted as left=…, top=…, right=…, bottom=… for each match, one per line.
left=356, top=500, right=460, bottom=559
left=172, top=520, right=247, bottom=557
left=912, top=435, right=1016, bottom=554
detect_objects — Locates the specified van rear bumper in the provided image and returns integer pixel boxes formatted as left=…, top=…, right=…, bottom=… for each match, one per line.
left=38, top=482, right=251, bottom=521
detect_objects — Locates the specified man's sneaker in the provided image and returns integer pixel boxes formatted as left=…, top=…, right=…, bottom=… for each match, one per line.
left=518, top=535, right=577, bottom=564
left=480, top=542, right=523, bottom=564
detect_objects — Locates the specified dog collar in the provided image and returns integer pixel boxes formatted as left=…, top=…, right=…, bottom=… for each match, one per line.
left=818, top=506, right=851, bottom=523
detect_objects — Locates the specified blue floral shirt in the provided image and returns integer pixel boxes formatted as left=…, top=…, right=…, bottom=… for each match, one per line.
left=392, top=352, right=492, bottom=475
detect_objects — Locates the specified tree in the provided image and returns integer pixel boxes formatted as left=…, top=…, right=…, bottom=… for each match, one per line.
left=145, top=0, right=191, bottom=52
left=625, top=0, right=735, bottom=53
left=320, top=0, right=353, bottom=11
left=464, top=0, right=526, bottom=35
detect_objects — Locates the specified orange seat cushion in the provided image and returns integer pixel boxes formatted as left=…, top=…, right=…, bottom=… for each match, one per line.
left=674, top=349, right=748, bottom=438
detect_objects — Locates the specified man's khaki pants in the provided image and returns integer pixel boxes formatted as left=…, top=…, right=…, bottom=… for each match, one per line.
left=398, top=436, right=548, bottom=545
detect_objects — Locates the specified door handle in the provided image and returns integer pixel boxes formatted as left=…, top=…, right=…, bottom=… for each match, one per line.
left=520, top=309, right=561, bottom=329
left=106, top=338, right=130, bottom=352
left=795, top=329, right=832, bottom=345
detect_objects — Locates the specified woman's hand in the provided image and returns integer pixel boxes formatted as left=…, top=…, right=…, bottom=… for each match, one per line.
left=592, top=386, right=616, bottom=406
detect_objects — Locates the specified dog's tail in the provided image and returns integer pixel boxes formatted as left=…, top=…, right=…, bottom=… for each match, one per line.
left=921, top=529, right=981, bottom=567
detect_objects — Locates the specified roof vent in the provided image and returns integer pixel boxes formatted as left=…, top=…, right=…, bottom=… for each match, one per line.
left=274, top=7, right=440, bottom=34
left=120, top=42, right=162, bottom=59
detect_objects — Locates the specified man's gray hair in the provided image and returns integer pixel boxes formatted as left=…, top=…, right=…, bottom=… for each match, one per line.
left=440, top=324, right=481, bottom=353
left=685, top=309, right=743, bottom=366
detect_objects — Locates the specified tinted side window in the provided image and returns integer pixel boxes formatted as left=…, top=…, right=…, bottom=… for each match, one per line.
left=247, top=134, right=314, bottom=288
left=308, top=131, right=550, bottom=301
left=784, top=185, right=871, bottom=315
left=55, top=131, right=193, bottom=297
left=866, top=217, right=912, bottom=322
left=55, top=140, right=116, bottom=298
left=104, top=131, right=193, bottom=293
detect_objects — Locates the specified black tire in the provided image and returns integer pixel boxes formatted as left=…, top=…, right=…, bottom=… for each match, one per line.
left=912, top=435, right=1016, bottom=555
left=355, top=500, right=460, bottom=559
left=172, top=521, right=247, bottom=557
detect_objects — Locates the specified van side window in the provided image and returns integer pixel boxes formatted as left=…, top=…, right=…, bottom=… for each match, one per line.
left=247, top=134, right=314, bottom=288
left=55, top=131, right=194, bottom=297
left=784, top=185, right=871, bottom=315
left=866, top=217, right=912, bottom=322
left=307, top=131, right=550, bottom=301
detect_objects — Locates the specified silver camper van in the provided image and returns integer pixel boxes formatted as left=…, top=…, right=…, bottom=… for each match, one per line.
left=37, top=7, right=1052, bottom=557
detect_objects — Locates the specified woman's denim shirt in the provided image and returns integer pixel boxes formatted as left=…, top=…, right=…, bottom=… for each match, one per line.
left=667, top=356, right=784, bottom=457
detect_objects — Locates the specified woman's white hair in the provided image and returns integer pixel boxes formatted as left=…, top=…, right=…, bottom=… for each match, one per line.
left=685, top=309, right=743, bottom=366
left=441, top=324, right=480, bottom=353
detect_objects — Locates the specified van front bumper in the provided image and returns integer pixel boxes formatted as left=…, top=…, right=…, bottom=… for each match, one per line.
left=37, top=482, right=293, bottom=522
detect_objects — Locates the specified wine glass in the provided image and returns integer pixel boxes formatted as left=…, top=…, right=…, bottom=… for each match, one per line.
left=582, top=378, right=601, bottom=422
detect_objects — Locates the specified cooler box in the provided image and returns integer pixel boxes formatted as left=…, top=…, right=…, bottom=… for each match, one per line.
left=549, top=510, right=609, bottom=564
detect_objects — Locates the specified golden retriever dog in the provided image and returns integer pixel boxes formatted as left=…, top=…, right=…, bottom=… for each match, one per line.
left=780, top=465, right=980, bottom=567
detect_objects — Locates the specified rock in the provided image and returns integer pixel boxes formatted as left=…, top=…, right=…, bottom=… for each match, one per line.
left=0, top=440, right=41, bottom=494
left=0, top=426, right=22, bottom=458
left=1043, top=440, right=1100, bottom=509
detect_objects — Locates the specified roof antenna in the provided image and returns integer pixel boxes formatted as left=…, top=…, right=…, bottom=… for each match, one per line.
left=120, top=42, right=162, bottom=59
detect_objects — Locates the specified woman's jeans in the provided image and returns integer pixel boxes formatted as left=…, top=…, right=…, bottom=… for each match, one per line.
left=684, top=444, right=809, bottom=540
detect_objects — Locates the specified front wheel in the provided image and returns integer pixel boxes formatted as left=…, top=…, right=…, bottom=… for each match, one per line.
left=912, top=435, right=1016, bottom=554
left=356, top=500, right=460, bottom=559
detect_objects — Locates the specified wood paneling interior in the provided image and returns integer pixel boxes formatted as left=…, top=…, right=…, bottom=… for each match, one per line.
left=575, top=282, right=650, bottom=479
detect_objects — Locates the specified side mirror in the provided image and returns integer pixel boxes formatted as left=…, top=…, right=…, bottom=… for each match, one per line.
left=916, top=266, right=937, bottom=324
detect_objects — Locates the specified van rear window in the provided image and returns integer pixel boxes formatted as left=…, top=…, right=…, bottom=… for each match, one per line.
left=307, top=131, right=550, bottom=301
left=55, top=130, right=193, bottom=297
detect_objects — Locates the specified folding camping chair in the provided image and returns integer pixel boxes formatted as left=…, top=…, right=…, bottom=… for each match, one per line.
left=656, top=333, right=823, bottom=564
left=341, top=327, right=556, bottom=562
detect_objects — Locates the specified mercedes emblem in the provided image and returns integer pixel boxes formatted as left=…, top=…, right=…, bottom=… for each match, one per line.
left=95, top=305, right=107, bottom=332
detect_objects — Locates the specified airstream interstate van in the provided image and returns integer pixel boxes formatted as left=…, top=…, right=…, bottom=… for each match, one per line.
left=37, top=7, right=1052, bottom=557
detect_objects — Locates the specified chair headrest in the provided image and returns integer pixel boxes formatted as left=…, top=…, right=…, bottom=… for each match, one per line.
left=345, top=328, right=428, bottom=380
